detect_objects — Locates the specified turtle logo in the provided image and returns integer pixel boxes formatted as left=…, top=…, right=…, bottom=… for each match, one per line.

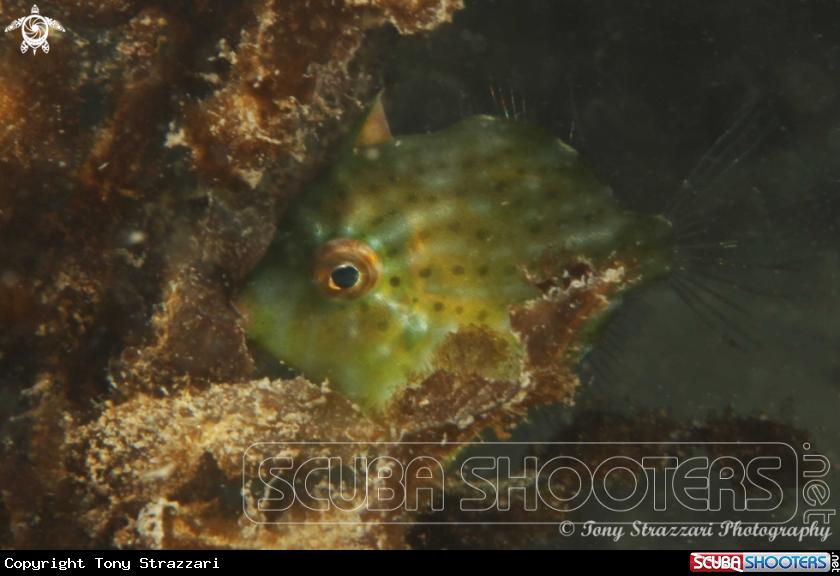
left=4, top=5, right=64, bottom=55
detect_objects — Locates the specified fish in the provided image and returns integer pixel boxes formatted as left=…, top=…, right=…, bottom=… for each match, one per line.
left=236, top=93, right=786, bottom=413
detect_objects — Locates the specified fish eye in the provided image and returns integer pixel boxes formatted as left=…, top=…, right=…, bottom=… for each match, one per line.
left=312, top=238, right=382, bottom=301
left=330, top=265, right=360, bottom=289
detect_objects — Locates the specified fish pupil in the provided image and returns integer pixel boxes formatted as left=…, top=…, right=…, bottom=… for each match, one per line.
left=331, top=265, right=361, bottom=289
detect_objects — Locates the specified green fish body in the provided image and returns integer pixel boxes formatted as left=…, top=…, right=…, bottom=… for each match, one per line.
left=239, top=104, right=674, bottom=411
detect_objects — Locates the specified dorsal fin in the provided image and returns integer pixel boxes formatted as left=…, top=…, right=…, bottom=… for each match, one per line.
left=354, top=90, right=393, bottom=148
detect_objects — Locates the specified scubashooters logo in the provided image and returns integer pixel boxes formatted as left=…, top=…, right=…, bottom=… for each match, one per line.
left=4, top=5, right=64, bottom=55
left=690, top=552, right=832, bottom=572
left=242, top=441, right=834, bottom=543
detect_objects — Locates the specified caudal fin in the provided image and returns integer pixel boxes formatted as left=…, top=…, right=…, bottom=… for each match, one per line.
left=583, top=97, right=818, bottom=390
left=664, top=97, right=821, bottom=351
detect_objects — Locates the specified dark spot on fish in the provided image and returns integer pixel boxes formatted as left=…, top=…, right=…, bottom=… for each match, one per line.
left=387, top=247, right=399, bottom=257
left=419, top=229, right=431, bottom=240
left=388, top=209, right=398, bottom=217
left=477, top=265, right=489, bottom=276
left=516, top=168, right=526, bottom=176
left=478, top=310, right=488, bottom=321
left=337, top=189, right=348, bottom=200
left=428, top=195, right=439, bottom=204
left=455, top=306, right=463, bottom=314
left=419, top=267, right=432, bottom=278
left=504, top=265, right=517, bottom=276
left=452, top=265, right=465, bottom=275
left=448, top=222, right=462, bottom=232
left=529, top=223, right=543, bottom=235
left=412, top=297, right=419, bottom=303
left=371, top=215, right=385, bottom=226
left=434, top=302, right=445, bottom=311
left=493, top=181, right=506, bottom=192
left=476, top=228, right=490, bottom=241
left=389, top=276, right=401, bottom=287
left=377, top=320, right=389, bottom=332
left=408, top=193, right=419, bottom=203
left=359, top=302, right=370, bottom=312
left=584, top=213, right=595, bottom=222
left=463, top=159, right=475, bottom=169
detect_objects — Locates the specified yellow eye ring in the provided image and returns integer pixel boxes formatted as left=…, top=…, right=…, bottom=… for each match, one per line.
left=312, top=238, right=382, bottom=301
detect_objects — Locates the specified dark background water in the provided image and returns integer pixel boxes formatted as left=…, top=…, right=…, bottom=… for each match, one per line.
left=377, top=0, right=840, bottom=548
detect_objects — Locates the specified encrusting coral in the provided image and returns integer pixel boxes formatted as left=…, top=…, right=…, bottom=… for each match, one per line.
left=0, top=0, right=467, bottom=549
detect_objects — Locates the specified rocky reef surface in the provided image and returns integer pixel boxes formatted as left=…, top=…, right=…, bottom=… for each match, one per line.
left=0, top=0, right=476, bottom=549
